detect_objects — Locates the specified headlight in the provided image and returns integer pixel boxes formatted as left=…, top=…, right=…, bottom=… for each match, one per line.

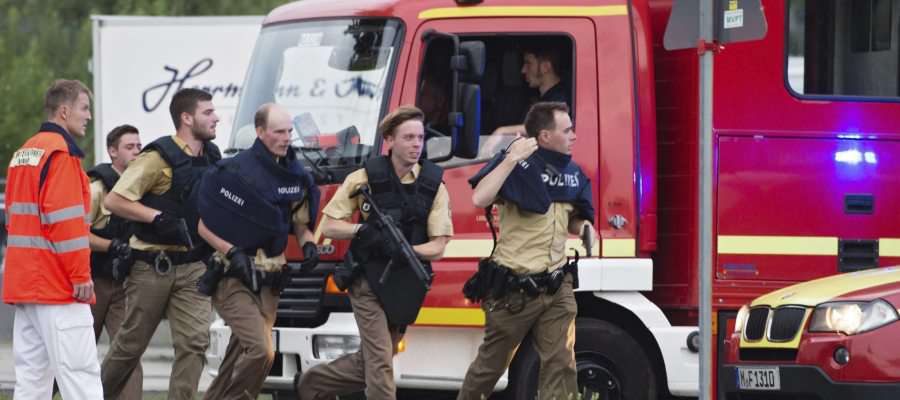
left=734, top=305, right=750, bottom=333
left=313, top=334, right=361, bottom=360
left=808, top=299, right=899, bottom=335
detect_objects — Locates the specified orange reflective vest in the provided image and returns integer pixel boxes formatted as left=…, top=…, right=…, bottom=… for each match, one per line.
left=3, top=122, right=93, bottom=304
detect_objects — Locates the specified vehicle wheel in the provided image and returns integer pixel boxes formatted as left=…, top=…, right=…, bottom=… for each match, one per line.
left=506, top=318, right=658, bottom=400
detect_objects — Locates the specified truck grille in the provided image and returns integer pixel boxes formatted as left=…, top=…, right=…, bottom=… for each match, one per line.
left=742, top=306, right=808, bottom=342
left=275, top=263, right=327, bottom=327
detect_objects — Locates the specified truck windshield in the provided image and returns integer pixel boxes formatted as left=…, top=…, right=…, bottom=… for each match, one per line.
left=230, top=18, right=402, bottom=179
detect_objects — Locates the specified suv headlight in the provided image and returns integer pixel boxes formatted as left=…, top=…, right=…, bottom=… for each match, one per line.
left=808, top=299, right=898, bottom=335
left=734, top=305, right=750, bottom=333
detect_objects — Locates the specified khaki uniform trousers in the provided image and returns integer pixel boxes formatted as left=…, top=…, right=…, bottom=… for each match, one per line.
left=91, top=276, right=143, bottom=400
left=457, top=275, right=578, bottom=400
left=297, top=278, right=404, bottom=400
left=101, top=260, right=211, bottom=400
left=203, top=277, right=279, bottom=400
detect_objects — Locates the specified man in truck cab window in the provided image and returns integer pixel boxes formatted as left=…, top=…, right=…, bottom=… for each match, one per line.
left=295, top=106, right=453, bottom=400
left=481, top=42, right=572, bottom=158
left=195, top=102, right=320, bottom=400
left=461, top=101, right=596, bottom=400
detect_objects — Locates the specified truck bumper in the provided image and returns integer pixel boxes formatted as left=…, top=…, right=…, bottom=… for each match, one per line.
left=720, top=364, right=900, bottom=399
left=206, top=312, right=489, bottom=392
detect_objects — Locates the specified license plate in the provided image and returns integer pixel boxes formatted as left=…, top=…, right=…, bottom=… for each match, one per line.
left=271, top=329, right=280, bottom=353
left=737, top=366, right=780, bottom=390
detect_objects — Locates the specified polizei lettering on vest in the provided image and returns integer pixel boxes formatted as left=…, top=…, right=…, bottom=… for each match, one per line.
left=278, top=185, right=301, bottom=195
left=542, top=173, right=580, bottom=188
left=220, top=187, right=245, bottom=207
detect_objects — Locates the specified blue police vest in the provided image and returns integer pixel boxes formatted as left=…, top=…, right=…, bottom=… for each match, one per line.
left=198, top=139, right=318, bottom=257
left=469, top=146, right=595, bottom=222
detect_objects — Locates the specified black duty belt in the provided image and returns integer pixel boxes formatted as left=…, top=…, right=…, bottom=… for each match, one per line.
left=133, top=249, right=208, bottom=275
left=511, top=268, right=566, bottom=297
left=257, top=270, right=284, bottom=287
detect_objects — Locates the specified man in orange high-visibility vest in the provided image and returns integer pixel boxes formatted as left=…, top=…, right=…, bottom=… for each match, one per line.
left=3, top=79, right=102, bottom=399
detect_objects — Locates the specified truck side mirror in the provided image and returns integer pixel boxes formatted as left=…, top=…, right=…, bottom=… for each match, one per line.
left=453, top=83, right=481, bottom=159
left=459, top=41, right=485, bottom=81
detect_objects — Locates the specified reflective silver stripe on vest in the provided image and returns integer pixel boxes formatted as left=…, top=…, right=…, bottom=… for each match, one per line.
left=7, top=235, right=90, bottom=253
left=8, top=202, right=39, bottom=216
left=8, top=202, right=87, bottom=225
left=40, top=205, right=86, bottom=224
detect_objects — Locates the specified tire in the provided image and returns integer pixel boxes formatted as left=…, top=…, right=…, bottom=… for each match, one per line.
left=506, top=318, right=658, bottom=400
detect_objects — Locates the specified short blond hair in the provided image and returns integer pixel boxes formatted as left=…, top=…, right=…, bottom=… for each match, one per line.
left=44, top=79, right=92, bottom=119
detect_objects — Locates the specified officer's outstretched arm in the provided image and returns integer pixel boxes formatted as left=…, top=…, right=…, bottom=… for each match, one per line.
left=198, top=218, right=234, bottom=255
left=104, top=191, right=161, bottom=224
left=321, top=216, right=358, bottom=240
left=412, top=236, right=451, bottom=261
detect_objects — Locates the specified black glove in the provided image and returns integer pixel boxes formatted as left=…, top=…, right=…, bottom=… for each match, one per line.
left=300, top=242, right=319, bottom=273
left=108, top=238, right=130, bottom=257
left=226, top=247, right=256, bottom=290
left=108, top=238, right=133, bottom=282
left=333, top=250, right=360, bottom=291
left=352, top=223, right=386, bottom=260
left=151, top=212, right=182, bottom=240
left=197, top=255, right=225, bottom=296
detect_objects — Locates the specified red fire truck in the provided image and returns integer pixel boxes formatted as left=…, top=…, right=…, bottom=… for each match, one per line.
left=206, top=0, right=900, bottom=398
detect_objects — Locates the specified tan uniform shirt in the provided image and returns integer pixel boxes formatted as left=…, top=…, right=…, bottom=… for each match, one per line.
left=492, top=200, right=576, bottom=275
left=322, top=164, right=453, bottom=238
left=89, top=179, right=112, bottom=230
left=110, top=135, right=195, bottom=252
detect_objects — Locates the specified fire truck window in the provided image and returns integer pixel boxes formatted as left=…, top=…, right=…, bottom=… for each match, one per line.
left=787, top=0, right=899, bottom=98
left=420, top=34, right=573, bottom=168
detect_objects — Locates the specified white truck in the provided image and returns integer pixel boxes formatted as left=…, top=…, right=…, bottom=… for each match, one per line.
left=90, top=15, right=262, bottom=160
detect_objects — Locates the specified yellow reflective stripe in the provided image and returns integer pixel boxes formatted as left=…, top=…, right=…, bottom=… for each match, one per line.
left=717, top=235, right=838, bottom=256
left=601, top=238, right=635, bottom=257
left=442, top=238, right=634, bottom=258
left=419, top=5, right=628, bottom=19
left=414, top=307, right=485, bottom=326
left=880, top=238, right=900, bottom=257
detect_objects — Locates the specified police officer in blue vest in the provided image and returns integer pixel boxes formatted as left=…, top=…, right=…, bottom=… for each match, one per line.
left=459, top=101, right=596, bottom=400
left=196, top=103, right=320, bottom=400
